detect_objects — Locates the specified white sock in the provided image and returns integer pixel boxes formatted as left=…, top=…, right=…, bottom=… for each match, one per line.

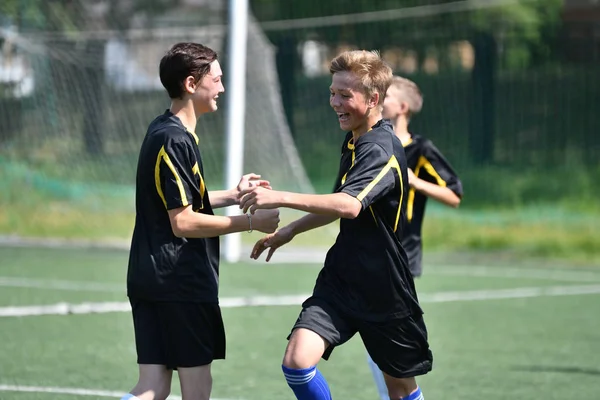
left=120, top=394, right=141, bottom=400
left=367, top=353, right=390, bottom=400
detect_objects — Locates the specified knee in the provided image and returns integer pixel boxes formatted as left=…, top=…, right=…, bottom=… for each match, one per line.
left=282, top=347, right=310, bottom=369
left=282, top=328, right=328, bottom=369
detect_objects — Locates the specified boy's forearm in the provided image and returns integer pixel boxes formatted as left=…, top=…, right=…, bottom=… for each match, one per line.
left=208, top=189, right=237, bottom=209
left=285, top=213, right=338, bottom=237
left=170, top=208, right=250, bottom=238
left=413, top=179, right=461, bottom=208
left=278, top=192, right=361, bottom=219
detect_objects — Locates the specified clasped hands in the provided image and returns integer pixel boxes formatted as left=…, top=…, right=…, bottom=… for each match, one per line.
left=237, top=176, right=282, bottom=215
left=235, top=173, right=289, bottom=262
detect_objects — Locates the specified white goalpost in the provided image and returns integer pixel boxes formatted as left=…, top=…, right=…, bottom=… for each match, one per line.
left=223, top=0, right=250, bottom=263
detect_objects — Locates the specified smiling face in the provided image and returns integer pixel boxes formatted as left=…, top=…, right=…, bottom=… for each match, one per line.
left=329, top=71, right=378, bottom=134
left=186, top=60, right=224, bottom=115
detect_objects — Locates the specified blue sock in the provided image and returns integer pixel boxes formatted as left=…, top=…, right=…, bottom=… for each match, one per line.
left=282, top=364, right=332, bottom=400
left=401, top=386, right=424, bottom=400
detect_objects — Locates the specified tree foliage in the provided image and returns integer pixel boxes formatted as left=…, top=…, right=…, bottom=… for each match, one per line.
left=0, top=0, right=183, bottom=32
left=250, top=0, right=565, bottom=68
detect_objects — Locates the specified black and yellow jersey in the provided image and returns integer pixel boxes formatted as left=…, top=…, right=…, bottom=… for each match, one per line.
left=313, top=119, right=422, bottom=321
left=127, top=110, right=219, bottom=302
left=402, top=134, right=463, bottom=277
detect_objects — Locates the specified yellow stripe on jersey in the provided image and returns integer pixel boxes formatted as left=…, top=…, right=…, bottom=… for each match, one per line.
left=356, top=155, right=404, bottom=232
left=341, top=150, right=355, bottom=185
left=423, top=158, right=447, bottom=187
left=155, top=146, right=189, bottom=209
left=406, top=155, right=447, bottom=221
left=192, top=162, right=206, bottom=209
left=188, top=130, right=199, bottom=145
left=341, top=137, right=356, bottom=185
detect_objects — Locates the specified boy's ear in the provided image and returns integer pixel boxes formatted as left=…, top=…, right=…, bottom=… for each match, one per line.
left=368, top=92, right=380, bottom=109
left=399, top=101, right=411, bottom=115
left=183, top=76, right=197, bottom=94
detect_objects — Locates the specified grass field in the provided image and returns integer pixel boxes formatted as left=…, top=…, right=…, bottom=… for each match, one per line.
left=2, top=157, right=600, bottom=263
left=1, top=245, right=600, bottom=400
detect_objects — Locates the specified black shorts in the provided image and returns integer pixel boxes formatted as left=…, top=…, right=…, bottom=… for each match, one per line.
left=290, top=297, right=433, bottom=378
left=129, top=298, right=226, bottom=369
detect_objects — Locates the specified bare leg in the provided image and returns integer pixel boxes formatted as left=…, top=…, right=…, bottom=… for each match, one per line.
left=126, top=364, right=173, bottom=400
left=383, top=374, right=419, bottom=400
left=283, top=328, right=329, bottom=368
left=178, top=364, right=213, bottom=400
left=282, top=328, right=332, bottom=400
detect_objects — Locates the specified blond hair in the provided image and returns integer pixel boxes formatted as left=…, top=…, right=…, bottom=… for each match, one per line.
left=329, top=50, right=393, bottom=108
left=389, top=76, right=423, bottom=116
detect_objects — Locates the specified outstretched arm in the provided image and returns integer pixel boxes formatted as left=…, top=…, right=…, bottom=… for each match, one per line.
left=207, top=189, right=238, bottom=209
left=251, top=213, right=338, bottom=262
left=286, top=212, right=338, bottom=236
left=210, top=173, right=272, bottom=209
left=169, top=205, right=279, bottom=238
left=239, top=189, right=362, bottom=219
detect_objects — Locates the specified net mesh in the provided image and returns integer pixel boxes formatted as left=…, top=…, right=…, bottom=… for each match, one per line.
left=0, top=8, right=313, bottom=240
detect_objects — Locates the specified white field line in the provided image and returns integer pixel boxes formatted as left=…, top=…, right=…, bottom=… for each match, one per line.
left=421, top=284, right=600, bottom=303
left=427, top=265, right=600, bottom=283
left=0, top=384, right=133, bottom=398
left=2, top=262, right=600, bottom=294
left=2, top=284, right=600, bottom=318
left=0, top=383, right=236, bottom=400
left=0, top=276, right=124, bottom=292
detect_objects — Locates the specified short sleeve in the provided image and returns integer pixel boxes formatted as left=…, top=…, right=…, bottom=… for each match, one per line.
left=419, top=141, right=463, bottom=197
left=155, top=139, right=198, bottom=210
left=338, top=142, right=400, bottom=210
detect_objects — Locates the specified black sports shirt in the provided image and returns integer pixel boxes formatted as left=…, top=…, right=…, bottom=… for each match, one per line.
left=127, top=110, right=220, bottom=302
left=402, top=134, right=463, bottom=277
left=313, top=119, right=421, bottom=321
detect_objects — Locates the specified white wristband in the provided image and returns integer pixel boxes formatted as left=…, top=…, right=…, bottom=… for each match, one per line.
left=246, top=213, right=253, bottom=233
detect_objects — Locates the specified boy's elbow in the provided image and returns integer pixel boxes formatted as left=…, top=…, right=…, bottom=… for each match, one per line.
left=451, top=196, right=462, bottom=208
left=340, top=198, right=362, bottom=219
left=169, top=217, right=188, bottom=238
left=171, top=224, right=185, bottom=238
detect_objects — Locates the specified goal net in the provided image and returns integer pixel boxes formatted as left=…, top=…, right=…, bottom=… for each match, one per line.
left=0, top=10, right=314, bottom=246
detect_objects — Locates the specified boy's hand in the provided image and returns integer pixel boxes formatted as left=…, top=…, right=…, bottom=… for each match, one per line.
left=251, top=209, right=280, bottom=234
left=238, top=187, right=283, bottom=214
left=250, top=226, right=294, bottom=262
left=236, top=173, right=272, bottom=193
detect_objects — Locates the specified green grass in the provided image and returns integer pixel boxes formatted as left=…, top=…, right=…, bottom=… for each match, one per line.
left=2, top=157, right=600, bottom=262
left=1, top=246, right=600, bottom=399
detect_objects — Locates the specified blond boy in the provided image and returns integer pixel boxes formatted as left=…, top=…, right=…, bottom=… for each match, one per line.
left=241, top=51, right=432, bottom=400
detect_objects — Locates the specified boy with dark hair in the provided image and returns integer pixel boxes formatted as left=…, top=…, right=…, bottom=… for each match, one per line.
left=121, top=42, right=280, bottom=400
left=241, top=51, right=432, bottom=400
left=367, top=75, right=463, bottom=400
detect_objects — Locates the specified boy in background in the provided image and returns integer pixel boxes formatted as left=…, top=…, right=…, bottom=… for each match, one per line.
left=367, top=76, right=463, bottom=400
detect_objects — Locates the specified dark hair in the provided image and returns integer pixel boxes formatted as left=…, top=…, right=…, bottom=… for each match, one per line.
left=159, top=42, right=218, bottom=99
